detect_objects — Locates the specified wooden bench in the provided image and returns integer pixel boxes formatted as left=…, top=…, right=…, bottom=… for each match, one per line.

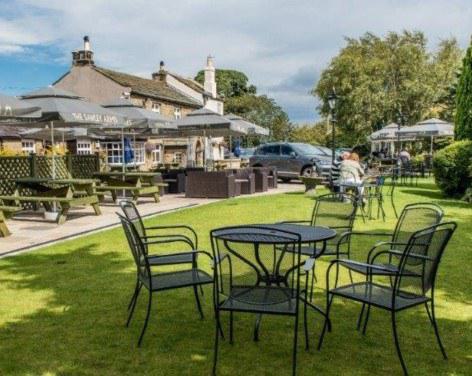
left=0, top=205, right=23, bottom=237
left=0, top=194, right=101, bottom=225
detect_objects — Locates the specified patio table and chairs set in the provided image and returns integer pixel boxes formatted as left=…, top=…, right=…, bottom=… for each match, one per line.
left=118, top=193, right=457, bottom=375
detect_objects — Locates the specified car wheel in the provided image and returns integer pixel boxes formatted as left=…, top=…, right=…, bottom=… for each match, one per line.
left=301, top=166, right=317, bottom=177
left=281, top=177, right=292, bottom=183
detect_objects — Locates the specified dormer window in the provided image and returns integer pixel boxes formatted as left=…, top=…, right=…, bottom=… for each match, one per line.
left=151, top=102, right=161, bottom=113
left=174, top=107, right=182, bottom=119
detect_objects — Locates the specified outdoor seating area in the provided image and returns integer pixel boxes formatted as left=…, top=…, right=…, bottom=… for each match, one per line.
left=0, top=178, right=469, bottom=375
left=1, top=4, right=471, bottom=375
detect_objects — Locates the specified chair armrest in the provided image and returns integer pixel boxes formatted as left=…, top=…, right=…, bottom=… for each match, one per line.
left=375, top=249, right=434, bottom=262
left=142, top=237, right=194, bottom=249
left=336, top=231, right=394, bottom=255
left=366, top=241, right=409, bottom=263
left=144, top=224, right=198, bottom=248
left=336, top=258, right=399, bottom=274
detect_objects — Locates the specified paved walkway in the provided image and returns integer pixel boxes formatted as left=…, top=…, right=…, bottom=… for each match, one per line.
left=0, top=183, right=303, bottom=257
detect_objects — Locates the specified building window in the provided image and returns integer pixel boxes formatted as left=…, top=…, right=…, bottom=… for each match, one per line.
left=173, top=152, right=183, bottom=164
left=77, top=140, right=92, bottom=155
left=174, top=107, right=182, bottom=119
left=100, top=141, right=145, bottom=165
left=21, top=140, right=35, bottom=154
left=151, top=102, right=161, bottom=113
left=151, top=145, right=162, bottom=165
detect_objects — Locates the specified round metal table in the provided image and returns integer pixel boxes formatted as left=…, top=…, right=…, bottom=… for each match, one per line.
left=212, top=223, right=336, bottom=245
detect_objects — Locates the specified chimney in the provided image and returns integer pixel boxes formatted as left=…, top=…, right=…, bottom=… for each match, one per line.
left=152, top=60, right=167, bottom=81
left=204, top=55, right=217, bottom=98
left=72, top=35, right=94, bottom=66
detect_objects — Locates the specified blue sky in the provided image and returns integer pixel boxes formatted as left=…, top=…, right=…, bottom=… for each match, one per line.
left=1, top=0, right=471, bottom=123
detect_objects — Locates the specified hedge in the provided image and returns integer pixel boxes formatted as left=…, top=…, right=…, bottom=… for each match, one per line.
left=433, top=140, right=472, bottom=197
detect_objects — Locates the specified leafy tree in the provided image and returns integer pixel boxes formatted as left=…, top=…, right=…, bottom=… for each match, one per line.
left=225, top=94, right=293, bottom=141
left=195, top=68, right=292, bottom=141
left=431, top=39, right=462, bottom=121
left=314, top=31, right=462, bottom=146
left=455, top=37, right=472, bottom=140
left=289, top=122, right=329, bottom=145
left=194, top=69, right=256, bottom=98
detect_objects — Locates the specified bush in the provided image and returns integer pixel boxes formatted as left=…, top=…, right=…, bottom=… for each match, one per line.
left=433, top=140, right=472, bottom=196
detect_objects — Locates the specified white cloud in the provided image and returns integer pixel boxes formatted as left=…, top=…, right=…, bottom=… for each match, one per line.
left=1, top=0, right=471, bottom=121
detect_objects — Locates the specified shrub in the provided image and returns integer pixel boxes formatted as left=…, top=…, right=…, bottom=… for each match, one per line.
left=433, top=140, right=472, bottom=196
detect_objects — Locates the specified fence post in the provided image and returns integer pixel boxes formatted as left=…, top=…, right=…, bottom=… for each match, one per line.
left=94, top=153, right=100, bottom=172
left=66, top=154, right=73, bottom=177
left=29, top=154, right=37, bottom=177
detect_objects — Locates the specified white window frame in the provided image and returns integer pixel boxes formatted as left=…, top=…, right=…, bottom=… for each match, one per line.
left=21, top=139, right=36, bottom=154
left=174, top=106, right=182, bottom=119
left=76, top=139, right=92, bottom=155
left=151, top=145, right=162, bottom=165
left=173, top=152, right=183, bottom=164
left=101, top=141, right=146, bottom=166
left=151, top=102, right=161, bottom=114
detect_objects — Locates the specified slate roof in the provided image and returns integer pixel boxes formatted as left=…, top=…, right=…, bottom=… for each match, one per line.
left=93, top=67, right=201, bottom=108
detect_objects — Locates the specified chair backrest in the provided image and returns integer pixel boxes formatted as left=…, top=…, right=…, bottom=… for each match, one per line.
left=120, top=201, right=146, bottom=240
left=395, top=222, right=456, bottom=298
left=119, top=214, right=150, bottom=282
left=391, top=203, right=444, bottom=249
left=210, top=226, right=302, bottom=308
left=311, top=193, right=357, bottom=233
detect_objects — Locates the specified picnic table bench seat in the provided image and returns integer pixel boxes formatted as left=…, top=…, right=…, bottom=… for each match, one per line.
left=0, top=205, right=23, bottom=237
left=0, top=193, right=101, bottom=225
left=95, top=183, right=167, bottom=203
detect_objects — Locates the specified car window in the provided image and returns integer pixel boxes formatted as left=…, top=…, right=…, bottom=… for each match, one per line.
left=260, top=145, right=280, bottom=155
left=281, top=145, right=293, bottom=156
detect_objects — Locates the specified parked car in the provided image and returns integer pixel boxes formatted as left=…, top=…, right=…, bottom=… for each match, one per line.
left=239, top=147, right=255, bottom=159
left=250, top=142, right=332, bottom=182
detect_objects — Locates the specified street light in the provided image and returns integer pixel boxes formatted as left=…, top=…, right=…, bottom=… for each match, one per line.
left=327, top=89, right=338, bottom=164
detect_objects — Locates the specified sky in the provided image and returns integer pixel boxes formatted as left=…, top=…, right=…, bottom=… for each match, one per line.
left=0, top=0, right=471, bottom=123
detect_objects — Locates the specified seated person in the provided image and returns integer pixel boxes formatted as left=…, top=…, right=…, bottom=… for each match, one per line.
left=339, top=152, right=365, bottom=196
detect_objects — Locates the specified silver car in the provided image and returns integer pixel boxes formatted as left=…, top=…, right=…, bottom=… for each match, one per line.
left=250, top=142, right=332, bottom=182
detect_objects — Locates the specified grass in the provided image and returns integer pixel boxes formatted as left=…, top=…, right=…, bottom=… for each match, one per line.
left=0, top=179, right=471, bottom=375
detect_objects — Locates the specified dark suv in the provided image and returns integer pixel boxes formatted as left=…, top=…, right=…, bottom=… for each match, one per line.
left=250, top=142, right=332, bottom=182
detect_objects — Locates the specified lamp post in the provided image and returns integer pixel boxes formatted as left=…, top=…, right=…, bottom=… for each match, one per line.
left=396, top=110, right=405, bottom=161
left=328, top=89, right=338, bottom=164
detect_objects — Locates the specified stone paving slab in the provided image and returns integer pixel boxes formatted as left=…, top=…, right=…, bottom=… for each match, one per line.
left=0, top=183, right=303, bottom=257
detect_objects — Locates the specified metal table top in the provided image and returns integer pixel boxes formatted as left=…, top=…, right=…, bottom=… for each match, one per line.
left=212, top=223, right=336, bottom=244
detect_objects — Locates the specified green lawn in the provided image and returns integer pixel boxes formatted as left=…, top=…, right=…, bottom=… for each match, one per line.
left=0, top=180, right=471, bottom=375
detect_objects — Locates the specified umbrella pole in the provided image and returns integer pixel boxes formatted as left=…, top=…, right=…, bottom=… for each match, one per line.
left=133, top=131, right=136, bottom=171
left=51, top=120, right=57, bottom=213
left=430, top=135, right=433, bottom=154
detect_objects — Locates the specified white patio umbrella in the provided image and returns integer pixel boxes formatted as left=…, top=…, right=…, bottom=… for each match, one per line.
left=396, top=118, right=454, bottom=153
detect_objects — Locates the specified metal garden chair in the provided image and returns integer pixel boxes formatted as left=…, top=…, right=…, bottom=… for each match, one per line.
left=210, top=226, right=309, bottom=376
left=333, top=202, right=443, bottom=329
left=119, top=214, right=213, bottom=346
left=319, top=222, right=457, bottom=375
left=120, top=201, right=203, bottom=310
left=282, top=193, right=357, bottom=300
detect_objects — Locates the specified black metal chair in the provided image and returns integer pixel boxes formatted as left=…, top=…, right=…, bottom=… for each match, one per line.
left=119, top=214, right=213, bottom=346
left=210, top=226, right=308, bottom=376
left=120, top=201, right=203, bottom=312
left=319, top=222, right=457, bottom=375
left=283, top=193, right=357, bottom=300
left=334, top=202, right=444, bottom=329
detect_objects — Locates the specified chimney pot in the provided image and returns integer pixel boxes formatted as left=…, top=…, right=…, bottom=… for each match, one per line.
left=160, top=61, right=165, bottom=70
left=83, top=35, right=91, bottom=51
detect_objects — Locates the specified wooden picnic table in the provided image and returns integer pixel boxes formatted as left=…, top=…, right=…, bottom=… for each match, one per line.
left=0, top=177, right=101, bottom=225
left=93, top=171, right=166, bottom=203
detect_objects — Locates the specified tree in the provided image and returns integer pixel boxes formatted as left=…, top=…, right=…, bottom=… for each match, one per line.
left=431, top=39, right=462, bottom=121
left=455, top=37, right=472, bottom=140
left=195, top=69, right=292, bottom=141
left=194, top=69, right=256, bottom=98
left=313, top=31, right=462, bottom=146
left=225, top=94, right=293, bottom=141
left=290, top=122, right=329, bottom=145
